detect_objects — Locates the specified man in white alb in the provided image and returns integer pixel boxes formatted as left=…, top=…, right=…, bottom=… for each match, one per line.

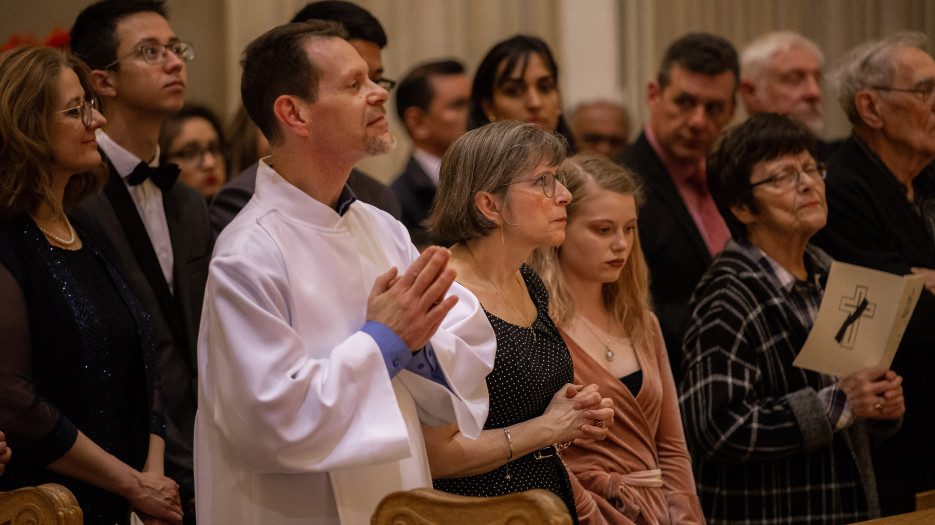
left=194, top=20, right=496, bottom=524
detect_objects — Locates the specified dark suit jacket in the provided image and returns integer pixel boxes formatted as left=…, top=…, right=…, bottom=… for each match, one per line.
left=816, top=138, right=845, bottom=162
left=811, top=136, right=935, bottom=514
left=210, top=162, right=402, bottom=236
left=391, top=155, right=440, bottom=249
left=621, top=132, right=713, bottom=381
left=69, top=158, right=213, bottom=501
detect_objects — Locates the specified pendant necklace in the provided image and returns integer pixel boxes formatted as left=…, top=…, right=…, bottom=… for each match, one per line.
left=579, top=313, right=616, bottom=361
left=464, top=243, right=536, bottom=342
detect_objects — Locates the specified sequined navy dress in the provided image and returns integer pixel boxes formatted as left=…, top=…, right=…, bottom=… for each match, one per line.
left=0, top=217, right=164, bottom=525
left=434, top=264, right=577, bottom=521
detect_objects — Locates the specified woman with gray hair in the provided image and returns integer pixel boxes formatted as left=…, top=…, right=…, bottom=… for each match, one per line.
left=681, top=112, right=904, bottom=524
left=422, top=121, right=613, bottom=520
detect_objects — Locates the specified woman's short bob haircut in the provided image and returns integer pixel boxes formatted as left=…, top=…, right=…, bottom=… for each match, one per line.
left=706, top=112, right=817, bottom=241
left=425, top=120, right=567, bottom=243
left=0, top=46, right=107, bottom=220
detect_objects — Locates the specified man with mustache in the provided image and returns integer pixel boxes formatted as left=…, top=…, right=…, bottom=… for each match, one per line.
left=621, top=32, right=738, bottom=381
left=69, top=1, right=213, bottom=521
left=194, top=20, right=496, bottom=524
left=209, top=0, right=402, bottom=236
left=740, top=31, right=842, bottom=160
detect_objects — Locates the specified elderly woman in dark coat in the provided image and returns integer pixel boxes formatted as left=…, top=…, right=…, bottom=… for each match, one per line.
left=679, top=113, right=903, bottom=524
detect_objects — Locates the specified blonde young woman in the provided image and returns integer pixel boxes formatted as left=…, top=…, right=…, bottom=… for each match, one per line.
left=422, top=122, right=613, bottom=521
left=531, top=153, right=704, bottom=524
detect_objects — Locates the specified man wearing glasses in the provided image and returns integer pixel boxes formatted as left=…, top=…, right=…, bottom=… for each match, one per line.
left=813, top=32, right=935, bottom=517
left=69, top=1, right=213, bottom=522
left=209, top=0, right=403, bottom=236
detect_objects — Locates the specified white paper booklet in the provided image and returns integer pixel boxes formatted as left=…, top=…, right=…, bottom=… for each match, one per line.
left=793, top=261, right=924, bottom=377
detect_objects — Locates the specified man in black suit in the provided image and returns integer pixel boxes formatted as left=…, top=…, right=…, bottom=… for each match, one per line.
left=209, top=0, right=402, bottom=235
left=392, top=59, right=471, bottom=249
left=812, top=32, right=935, bottom=516
left=621, top=33, right=738, bottom=380
left=69, top=1, right=213, bottom=521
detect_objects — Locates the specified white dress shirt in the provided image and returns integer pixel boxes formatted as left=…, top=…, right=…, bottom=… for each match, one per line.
left=96, top=129, right=175, bottom=292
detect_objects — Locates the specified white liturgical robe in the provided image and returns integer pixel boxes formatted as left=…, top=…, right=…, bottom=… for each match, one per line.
left=195, top=159, right=496, bottom=524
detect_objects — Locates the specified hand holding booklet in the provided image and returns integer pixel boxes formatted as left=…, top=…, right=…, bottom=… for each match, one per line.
left=793, top=261, right=924, bottom=378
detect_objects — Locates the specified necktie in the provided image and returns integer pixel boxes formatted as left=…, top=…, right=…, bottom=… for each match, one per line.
left=126, top=162, right=180, bottom=192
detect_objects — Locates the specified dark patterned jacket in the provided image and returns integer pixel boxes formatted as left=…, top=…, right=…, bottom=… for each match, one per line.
left=679, top=240, right=897, bottom=524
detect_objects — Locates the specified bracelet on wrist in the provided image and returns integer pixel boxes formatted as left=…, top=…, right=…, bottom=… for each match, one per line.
left=503, top=427, right=513, bottom=480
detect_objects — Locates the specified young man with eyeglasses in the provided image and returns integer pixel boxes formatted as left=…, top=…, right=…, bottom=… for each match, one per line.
left=209, top=0, right=403, bottom=236
left=69, top=1, right=213, bottom=522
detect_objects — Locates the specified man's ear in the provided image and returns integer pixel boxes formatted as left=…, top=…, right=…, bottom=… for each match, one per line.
left=646, top=81, right=661, bottom=109
left=91, top=69, right=117, bottom=99
left=854, top=91, right=884, bottom=130
left=273, top=95, right=310, bottom=138
left=474, top=190, right=502, bottom=224
left=739, top=78, right=757, bottom=108
left=404, top=106, right=427, bottom=140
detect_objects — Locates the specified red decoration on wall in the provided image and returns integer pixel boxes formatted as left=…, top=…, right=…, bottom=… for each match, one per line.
left=1, top=27, right=70, bottom=53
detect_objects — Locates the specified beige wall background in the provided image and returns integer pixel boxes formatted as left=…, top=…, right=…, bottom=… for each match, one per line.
left=4, top=0, right=934, bottom=183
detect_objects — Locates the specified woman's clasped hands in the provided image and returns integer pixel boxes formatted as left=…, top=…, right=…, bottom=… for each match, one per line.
left=130, top=470, right=183, bottom=525
left=541, top=383, right=614, bottom=446
left=839, top=365, right=905, bottom=421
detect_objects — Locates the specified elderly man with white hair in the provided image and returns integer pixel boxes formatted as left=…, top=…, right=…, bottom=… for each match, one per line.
left=739, top=31, right=843, bottom=159
left=813, top=31, right=935, bottom=517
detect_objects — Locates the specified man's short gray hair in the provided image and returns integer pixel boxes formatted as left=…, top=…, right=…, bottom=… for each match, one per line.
left=741, top=31, right=823, bottom=84
left=830, top=32, right=928, bottom=124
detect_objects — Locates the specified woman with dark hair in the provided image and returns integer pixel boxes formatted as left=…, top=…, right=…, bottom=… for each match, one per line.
left=680, top=113, right=903, bottom=524
left=159, top=104, right=229, bottom=200
left=0, top=46, right=182, bottom=524
left=421, top=121, right=612, bottom=521
left=470, top=35, right=576, bottom=151
left=531, top=153, right=704, bottom=524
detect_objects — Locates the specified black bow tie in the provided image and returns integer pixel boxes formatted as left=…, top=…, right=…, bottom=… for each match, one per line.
left=126, top=162, right=180, bottom=192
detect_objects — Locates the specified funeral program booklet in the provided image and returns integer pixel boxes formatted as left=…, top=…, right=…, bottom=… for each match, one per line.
left=793, top=261, right=924, bottom=377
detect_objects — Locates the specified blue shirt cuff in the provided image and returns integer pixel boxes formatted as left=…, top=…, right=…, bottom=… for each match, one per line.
left=407, top=342, right=450, bottom=388
left=362, top=321, right=410, bottom=378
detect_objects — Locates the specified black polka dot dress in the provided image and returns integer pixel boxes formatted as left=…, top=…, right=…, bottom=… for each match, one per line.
left=434, top=264, right=578, bottom=521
